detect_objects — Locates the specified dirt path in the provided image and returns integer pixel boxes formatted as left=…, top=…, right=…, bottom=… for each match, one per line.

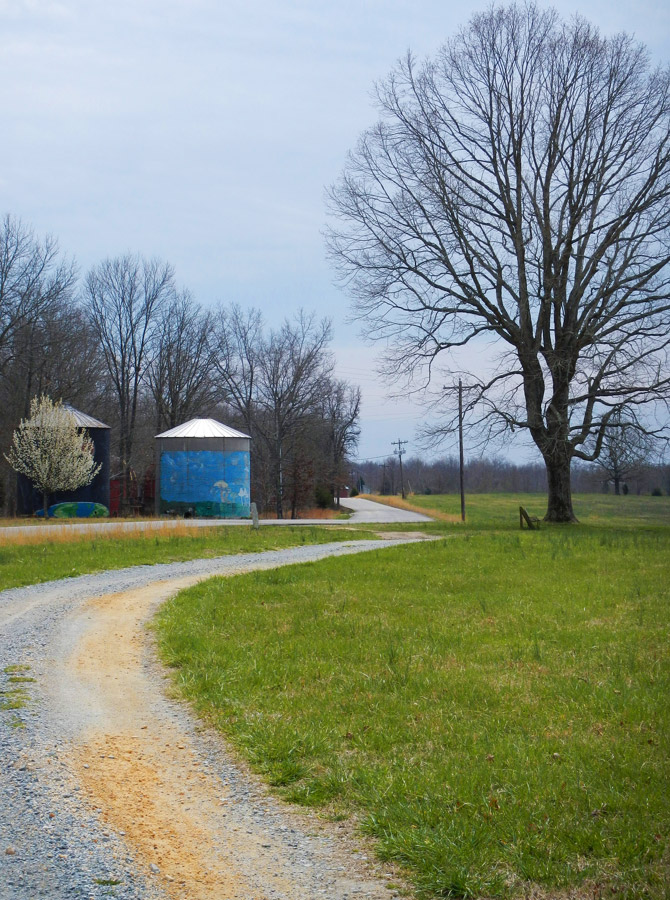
left=65, top=575, right=404, bottom=899
left=0, top=538, right=444, bottom=898
left=1, top=538, right=434, bottom=898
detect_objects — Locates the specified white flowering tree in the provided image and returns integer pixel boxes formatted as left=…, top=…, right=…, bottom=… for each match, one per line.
left=4, top=396, right=101, bottom=518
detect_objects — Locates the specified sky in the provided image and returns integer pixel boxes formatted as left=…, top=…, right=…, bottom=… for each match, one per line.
left=1, top=0, right=668, bottom=462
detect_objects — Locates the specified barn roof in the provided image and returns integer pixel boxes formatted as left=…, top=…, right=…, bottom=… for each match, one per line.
left=63, top=405, right=110, bottom=429
left=155, top=418, right=250, bottom=439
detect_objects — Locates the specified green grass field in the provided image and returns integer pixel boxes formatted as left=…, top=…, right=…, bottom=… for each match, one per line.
left=369, top=491, right=670, bottom=531
left=0, top=525, right=376, bottom=592
left=156, top=495, right=670, bottom=899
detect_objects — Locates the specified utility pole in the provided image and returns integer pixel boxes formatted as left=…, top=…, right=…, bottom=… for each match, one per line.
left=443, top=379, right=467, bottom=522
left=392, top=438, right=407, bottom=499
left=459, top=379, right=465, bottom=522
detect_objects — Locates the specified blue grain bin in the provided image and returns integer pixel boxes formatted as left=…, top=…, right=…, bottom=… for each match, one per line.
left=155, top=418, right=251, bottom=518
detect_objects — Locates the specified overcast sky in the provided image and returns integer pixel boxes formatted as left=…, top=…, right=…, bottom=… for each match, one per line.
left=1, top=0, right=668, bottom=461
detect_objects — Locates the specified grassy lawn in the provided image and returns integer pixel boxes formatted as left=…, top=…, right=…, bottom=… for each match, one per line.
left=156, top=499, right=670, bottom=899
left=0, top=525, right=376, bottom=592
left=365, top=492, right=670, bottom=530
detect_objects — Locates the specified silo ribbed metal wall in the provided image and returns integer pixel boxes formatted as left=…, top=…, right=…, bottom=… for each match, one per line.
left=156, top=436, right=251, bottom=517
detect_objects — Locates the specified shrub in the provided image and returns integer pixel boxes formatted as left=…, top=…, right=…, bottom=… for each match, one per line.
left=314, top=485, right=333, bottom=509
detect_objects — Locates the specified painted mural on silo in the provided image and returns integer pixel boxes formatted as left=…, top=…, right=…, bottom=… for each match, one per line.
left=155, top=418, right=251, bottom=518
left=159, top=449, right=250, bottom=517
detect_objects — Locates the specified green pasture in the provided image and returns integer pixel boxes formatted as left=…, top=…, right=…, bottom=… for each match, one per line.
left=156, top=497, right=670, bottom=899
left=405, top=491, right=670, bottom=530
left=0, top=525, right=375, bottom=592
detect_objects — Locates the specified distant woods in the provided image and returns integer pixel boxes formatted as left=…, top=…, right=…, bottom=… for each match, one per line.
left=0, top=215, right=360, bottom=516
left=357, top=455, right=670, bottom=499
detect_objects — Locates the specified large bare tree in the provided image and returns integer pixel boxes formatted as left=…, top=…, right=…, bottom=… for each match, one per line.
left=255, top=313, right=332, bottom=518
left=321, top=379, right=361, bottom=506
left=210, top=303, right=264, bottom=438
left=2, top=301, right=106, bottom=421
left=0, top=215, right=77, bottom=379
left=591, top=409, right=658, bottom=495
left=83, top=254, right=175, bottom=511
left=211, top=305, right=362, bottom=516
left=328, top=3, right=670, bottom=521
left=149, top=290, right=215, bottom=431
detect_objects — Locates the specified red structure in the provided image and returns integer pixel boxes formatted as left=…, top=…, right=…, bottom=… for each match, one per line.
left=109, top=471, right=141, bottom=517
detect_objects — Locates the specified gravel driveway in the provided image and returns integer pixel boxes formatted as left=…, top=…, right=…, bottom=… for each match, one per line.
left=0, top=536, right=429, bottom=900
left=0, top=497, right=431, bottom=543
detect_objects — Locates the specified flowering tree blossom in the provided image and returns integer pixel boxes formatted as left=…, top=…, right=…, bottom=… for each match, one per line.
left=5, top=396, right=100, bottom=517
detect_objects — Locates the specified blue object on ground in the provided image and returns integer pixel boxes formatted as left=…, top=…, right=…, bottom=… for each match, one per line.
left=35, top=502, right=110, bottom=519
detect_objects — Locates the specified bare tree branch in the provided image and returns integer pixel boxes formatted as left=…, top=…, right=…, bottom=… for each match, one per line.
left=83, top=254, right=175, bottom=512
left=327, top=3, right=670, bottom=520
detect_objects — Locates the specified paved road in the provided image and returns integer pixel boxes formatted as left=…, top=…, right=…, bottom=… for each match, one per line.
left=0, top=497, right=432, bottom=541
left=341, top=497, right=431, bottom=523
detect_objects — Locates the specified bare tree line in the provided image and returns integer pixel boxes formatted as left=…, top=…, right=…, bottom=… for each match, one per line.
left=209, top=305, right=360, bottom=518
left=0, top=215, right=360, bottom=516
left=357, top=455, right=670, bottom=498
left=2, top=209, right=664, bottom=518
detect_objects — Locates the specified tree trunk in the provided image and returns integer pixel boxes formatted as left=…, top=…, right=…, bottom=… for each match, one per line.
left=43, top=491, right=49, bottom=520
left=274, top=455, right=283, bottom=519
left=544, top=454, right=578, bottom=523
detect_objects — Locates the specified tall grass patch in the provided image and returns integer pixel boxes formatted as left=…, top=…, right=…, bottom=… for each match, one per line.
left=156, top=528, right=670, bottom=898
left=0, top=526, right=376, bottom=591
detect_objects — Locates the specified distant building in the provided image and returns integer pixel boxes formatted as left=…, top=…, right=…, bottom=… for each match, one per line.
left=155, top=418, right=251, bottom=518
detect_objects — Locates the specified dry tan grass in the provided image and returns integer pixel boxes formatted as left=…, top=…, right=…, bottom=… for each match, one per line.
left=0, top=520, right=222, bottom=548
left=359, top=493, right=461, bottom=524
left=0, top=516, right=148, bottom=528
left=0, top=505, right=344, bottom=546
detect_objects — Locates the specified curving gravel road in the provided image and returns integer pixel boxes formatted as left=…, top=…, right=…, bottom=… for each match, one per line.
left=0, top=495, right=432, bottom=543
left=0, top=535, right=430, bottom=900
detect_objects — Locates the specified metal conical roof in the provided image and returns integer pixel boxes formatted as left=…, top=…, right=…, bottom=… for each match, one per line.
left=63, top=405, right=110, bottom=429
left=155, top=418, right=250, bottom=439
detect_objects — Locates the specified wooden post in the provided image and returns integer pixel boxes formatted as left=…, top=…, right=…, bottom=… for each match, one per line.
left=519, top=506, right=540, bottom=530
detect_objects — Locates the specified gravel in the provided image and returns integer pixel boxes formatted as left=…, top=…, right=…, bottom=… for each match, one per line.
left=0, top=537, right=425, bottom=900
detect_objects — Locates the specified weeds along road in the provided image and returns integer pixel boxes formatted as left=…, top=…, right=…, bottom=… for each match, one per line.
left=0, top=496, right=432, bottom=543
left=0, top=535, right=433, bottom=900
